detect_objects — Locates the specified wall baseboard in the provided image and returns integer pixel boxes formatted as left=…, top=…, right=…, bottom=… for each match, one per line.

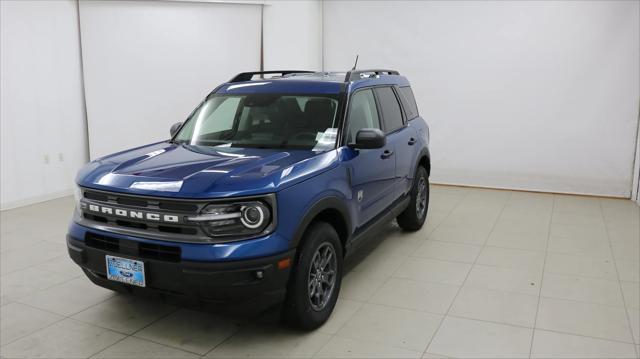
left=1, top=190, right=74, bottom=211
left=429, top=181, right=629, bottom=199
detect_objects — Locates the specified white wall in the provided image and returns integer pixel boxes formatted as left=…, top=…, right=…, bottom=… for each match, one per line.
left=263, top=0, right=322, bottom=71
left=323, top=0, right=640, bottom=197
left=3, top=0, right=638, bottom=209
left=1, top=0, right=88, bottom=210
left=79, top=0, right=262, bottom=159
left=633, top=119, right=640, bottom=204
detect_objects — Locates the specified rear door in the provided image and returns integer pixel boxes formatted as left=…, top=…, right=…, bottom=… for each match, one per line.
left=373, top=86, right=417, bottom=198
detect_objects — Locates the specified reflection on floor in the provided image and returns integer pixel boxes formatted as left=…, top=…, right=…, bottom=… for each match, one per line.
left=1, top=185, right=639, bottom=358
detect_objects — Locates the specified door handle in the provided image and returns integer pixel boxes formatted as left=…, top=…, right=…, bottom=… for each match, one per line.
left=381, top=150, right=394, bottom=159
left=408, top=138, right=416, bottom=145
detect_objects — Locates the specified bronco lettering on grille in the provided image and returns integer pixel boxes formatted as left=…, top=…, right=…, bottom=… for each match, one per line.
left=82, top=202, right=180, bottom=223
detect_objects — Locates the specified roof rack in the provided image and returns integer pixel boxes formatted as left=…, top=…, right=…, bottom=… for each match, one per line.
left=229, top=70, right=315, bottom=83
left=344, top=69, right=400, bottom=82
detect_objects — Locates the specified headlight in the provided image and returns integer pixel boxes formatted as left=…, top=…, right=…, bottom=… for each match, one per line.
left=187, top=197, right=275, bottom=239
left=73, top=185, right=83, bottom=218
left=73, top=185, right=83, bottom=205
left=240, top=203, right=268, bottom=229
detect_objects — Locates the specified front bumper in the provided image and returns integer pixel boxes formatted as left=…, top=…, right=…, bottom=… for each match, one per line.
left=67, top=233, right=295, bottom=303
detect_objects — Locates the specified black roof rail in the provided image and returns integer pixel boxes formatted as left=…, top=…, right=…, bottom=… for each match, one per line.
left=229, top=70, right=315, bottom=83
left=344, top=69, right=400, bottom=82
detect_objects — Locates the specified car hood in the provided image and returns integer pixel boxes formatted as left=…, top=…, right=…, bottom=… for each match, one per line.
left=77, top=142, right=339, bottom=198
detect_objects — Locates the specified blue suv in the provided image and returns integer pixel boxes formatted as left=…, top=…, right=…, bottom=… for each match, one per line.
left=68, top=69, right=430, bottom=329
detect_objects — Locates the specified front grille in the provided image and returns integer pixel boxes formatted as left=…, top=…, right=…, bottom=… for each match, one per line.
left=79, top=188, right=210, bottom=242
left=85, top=232, right=181, bottom=262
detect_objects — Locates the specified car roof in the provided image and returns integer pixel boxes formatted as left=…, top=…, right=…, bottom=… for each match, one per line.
left=215, top=70, right=411, bottom=95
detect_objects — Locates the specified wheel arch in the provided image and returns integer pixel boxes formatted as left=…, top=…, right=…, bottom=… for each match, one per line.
left=290, top=196, right=351, bottom=255
left=418, top=148, right=431, bottom=177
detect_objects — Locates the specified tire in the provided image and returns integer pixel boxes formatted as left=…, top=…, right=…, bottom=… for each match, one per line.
left=284, top=221, right=343, bottom=330
left=397, top=166, right=429, bottom=231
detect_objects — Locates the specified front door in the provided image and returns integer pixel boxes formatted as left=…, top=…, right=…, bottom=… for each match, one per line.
left=342, top=88, right=396, bottom=228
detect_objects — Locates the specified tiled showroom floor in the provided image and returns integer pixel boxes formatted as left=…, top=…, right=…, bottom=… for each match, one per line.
left=1, top=185, right=639, bottom=358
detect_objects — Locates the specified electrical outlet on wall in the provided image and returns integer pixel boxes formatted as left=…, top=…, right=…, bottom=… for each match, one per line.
left=43, top=154, right=49, bottom=164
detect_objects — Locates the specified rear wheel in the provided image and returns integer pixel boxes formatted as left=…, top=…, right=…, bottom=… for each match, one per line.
left=284, top=221, right=342, bottom=330
left=397, top=166, right=429, bottom=231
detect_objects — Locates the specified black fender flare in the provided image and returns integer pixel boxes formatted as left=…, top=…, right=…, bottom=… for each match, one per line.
left=289, top=196, right=352, bottom=249
left=417, top=147, right=431, bottom=176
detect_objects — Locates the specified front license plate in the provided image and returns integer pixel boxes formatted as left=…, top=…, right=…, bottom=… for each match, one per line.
left=105, top=255, right=145, bottom=287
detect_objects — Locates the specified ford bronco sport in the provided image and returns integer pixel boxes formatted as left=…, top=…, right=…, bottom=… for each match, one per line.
left=68, top=69, right=431, bottom=329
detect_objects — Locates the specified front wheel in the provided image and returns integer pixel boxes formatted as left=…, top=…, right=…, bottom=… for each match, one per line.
left=397, top=166, right=429, bottom=231
left=283, top=221, right=342, bottom=330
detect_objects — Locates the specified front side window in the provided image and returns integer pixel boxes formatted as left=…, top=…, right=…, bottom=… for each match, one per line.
left=346, top=89, right=381, bottom=143
left=174, top=94, right=339, bottom=151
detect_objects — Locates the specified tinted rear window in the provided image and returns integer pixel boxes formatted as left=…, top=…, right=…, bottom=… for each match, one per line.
left=374, top=87, right=404, bottom=133
left=399, top=86, right=419, bottom=119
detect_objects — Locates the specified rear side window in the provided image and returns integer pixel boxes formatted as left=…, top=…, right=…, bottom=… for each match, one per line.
left=399, top=86, right=419, bottom=119
left=346, top=89, right=381, bottom=143
left=374, top=87, right=404, bottom=133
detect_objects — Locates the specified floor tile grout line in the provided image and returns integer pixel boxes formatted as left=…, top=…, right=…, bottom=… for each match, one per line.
left=4, top=292, right=173, bottom=351
left=359, top=186, right=470, bottom=303
left=206, top=325, right=257, bottom=358
left=443, top=313, right=639, bottom=345
left=122, top=306, right=217, bottom=357
left=5, top=299, right=73, bottom=319
left=1, top=258, right=68, bottom=277
left=86, top=336, right=199, bottom=359
left=386, top=272, right=469, bottom=288
left=425, top=189, right=471, bottom=235
left=465, top=257, right=620, bottom=282
left=311, top=330, right=339, bottom=357
left=367, top=272, right=635, bottom=312
left=534, top=327, right=640, bottom=347
left=348, top=186, right=473, bottom=357
left=84, top=332, right=130, bottom=359
left=3, top=188, right=637, bottom=358
left=527, top=193, right=555, bottom=358
left=3, top=271, right=85, bottom=304
left=438, top=312, right=535, bottom=330
left=312, top=334, right=424, bottom=358
left=314, top=299, right=362, bottom=346
left=72, top=300, right=181, bottom=338
left=360, top=298, right=452, bottom=317
left=319, top=221, right=434, bottom=352
left=400, top=262, right=632, bottom=304
left=402, top=254, right=481, bottom=267
left=0, top=251, right=72, bottom=273
left=14, top=288, right=118, bottom=319
left=536, top=294, right=629, bottom=310
left=2, top=292, right=129, bottom=345
left=127, top=334, right=208, bottom=356
left=88, top=307, right=202, bottom=356
left=419, top=190, right=512, bottom=358
left=598, top=200, right=640, bottom=359
left=198, top=307, right=284, bottom=357
left=321, top=230, right=425, bottom=343
left=0, top=308, right=67, bottom=348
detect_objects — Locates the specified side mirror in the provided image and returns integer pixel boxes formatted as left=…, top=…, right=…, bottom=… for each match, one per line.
left=169, top=122, right=183, bottom=137
left=351, top=128, right=386, bottom=149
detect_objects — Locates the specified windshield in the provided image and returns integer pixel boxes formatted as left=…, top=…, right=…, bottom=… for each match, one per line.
left=174, top=94, right=340, bottom=151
